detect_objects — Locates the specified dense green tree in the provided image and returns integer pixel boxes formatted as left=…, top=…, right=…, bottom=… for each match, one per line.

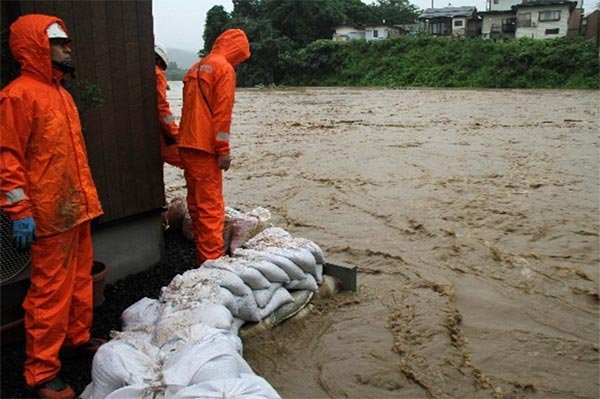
left=232, top=0, right=264, bottom=19
left=203, top=5, right=231, bottom=54
left=264, top=0, right=344, bottom=45
left=369, top=0, right=419, bottom=25
left=334, top=0, right=377, bottom=25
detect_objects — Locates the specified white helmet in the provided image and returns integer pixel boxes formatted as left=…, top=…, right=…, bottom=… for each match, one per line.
left=47, top=22, right=69, bottom=40
left=154, top=42, right=168, bottom=66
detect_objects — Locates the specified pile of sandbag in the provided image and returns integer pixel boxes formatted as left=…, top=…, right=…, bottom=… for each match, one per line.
left=82, top=225, right=326, bottom=399
left=162, top=197, right=271, bottom=254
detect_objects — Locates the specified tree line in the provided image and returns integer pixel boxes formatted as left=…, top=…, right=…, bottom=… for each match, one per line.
left=198, top=0, right=598, bottom=89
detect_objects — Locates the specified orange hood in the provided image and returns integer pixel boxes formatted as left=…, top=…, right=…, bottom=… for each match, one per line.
left=210, top=29, right=250, bottom=67
left=9, top=14, right=67, bottom=84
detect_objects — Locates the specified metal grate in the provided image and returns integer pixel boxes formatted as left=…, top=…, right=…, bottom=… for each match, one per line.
left=0, top=209, right=31, bottom=284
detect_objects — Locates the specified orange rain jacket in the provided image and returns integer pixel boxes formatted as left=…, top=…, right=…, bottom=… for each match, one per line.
left=0, top=14, right=103, bottom=237
left=156, top=65, right=181, bottom=166
left=179, top=29, right=250, bottom=156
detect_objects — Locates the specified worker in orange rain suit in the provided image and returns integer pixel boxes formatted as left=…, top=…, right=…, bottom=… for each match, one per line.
left=178, top=29, right=250, bottom=265
left=0, top=14, right=104, bottom=399
left=154, top=42, right=182, bottom=168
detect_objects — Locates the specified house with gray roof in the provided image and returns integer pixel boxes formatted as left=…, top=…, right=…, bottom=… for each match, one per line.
left=418, top=6, right=481, bottom=37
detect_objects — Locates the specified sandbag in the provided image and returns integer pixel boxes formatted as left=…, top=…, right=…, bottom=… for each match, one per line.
left=229, top=214, right=258, bottom=253
left=172, top=267, right=252, bottom=297
left=162, top=338, right=253, bottom=396
left=252, top=283, right=282, bottom=309
left=121, top=297, right=160, bottom=336
left=104, top=385, right=157, bottom=399
left=160, top=277, right=238, bottom=316
left=234, top=249, right=305, bottom=280
left=258, top=287, right=294, bottom=320
left=154, top=303, right=234, bottom=347
left=285, top=273, right=319, bottom=292
left=81, top=333, right=161, bottom=399
left=170, top=374, right=281, bottom=399
left=234, top=293, right=261, bottom=322
left=245, top=259, right=290, bottom=284
left=203, top=257, right=271, bottom=290
left=166, top=197, right=188, bottom=231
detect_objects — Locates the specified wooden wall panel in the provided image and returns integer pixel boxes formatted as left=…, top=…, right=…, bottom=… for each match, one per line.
left=1, top=0, right=163, bottom=225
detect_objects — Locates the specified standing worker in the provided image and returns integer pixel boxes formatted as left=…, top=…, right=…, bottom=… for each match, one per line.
left=154, top=42, right=182, bottom=168
left=0, top=14, right=104, bottom=399
left=178, top=29, right=250, bottom=265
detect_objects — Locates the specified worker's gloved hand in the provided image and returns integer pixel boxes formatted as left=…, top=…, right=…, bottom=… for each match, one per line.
left=218, top=154, right=231, bottom=171
left=12, top=217, right=36, bottom=250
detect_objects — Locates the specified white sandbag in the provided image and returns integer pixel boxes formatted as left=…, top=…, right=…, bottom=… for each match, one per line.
left=230, top=317, right=246, bottom=336
left=162, top=338, right=253, bottom=396
left=153, top=303, right=234, bottom=346
left=121, top=297, right=160, bottom=335
left=245, top=259, right=290, bottom=284
left=258, top=287, right=294, bottom=320
left=266, top=247, right=318, bottom=277
left=83, top=334, right=161, bottom=399
left=234, top=293, right=261, bottom=322
left=243, top=227, right=293, bottom=249
left=252, top=283, right=282, bottom=308
left=160, top=278, right=238, bottom=316
left=228, top=207, right=272, bottom=254
left=224, top=207, right=242, bottom=255
left=104, top=385, right=157, bottom=399
left=161, top=323, right=243, bottom=356
left=285, top=273, right=319, bottom=292
left=234, top=248, right=305, bottom=280
left=298, top=239, right=326, bottom=265
left=170, top=374, right=281, bottom=399
left=203, top=257, right=271, bottom=290
left=230, top=214, right=258, bottom=253
left=175, top=267, right=252, bottom=297
left=315, top=263, right=323, bottom=284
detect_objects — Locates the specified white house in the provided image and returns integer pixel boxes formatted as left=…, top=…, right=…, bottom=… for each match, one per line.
left=514, top=0, right=579, bottom=39
left=332, top=25, right=366, bottom=41
left=364, top=24, right=401, bottom=40
left=332, top=24, right=401, bottom=42
left=480, top=10, right=517, bottom=38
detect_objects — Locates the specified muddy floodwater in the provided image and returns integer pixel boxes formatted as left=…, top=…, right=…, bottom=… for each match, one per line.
left=165, top=83, right=599, bottom=399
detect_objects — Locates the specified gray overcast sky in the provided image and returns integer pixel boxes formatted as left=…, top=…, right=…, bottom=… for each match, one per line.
left=153, top=0, right=595, bottom=52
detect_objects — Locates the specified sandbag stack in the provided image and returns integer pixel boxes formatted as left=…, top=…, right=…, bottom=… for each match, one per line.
left=82, top=223, right=325, bottom=399
left=163, top=197, right=272, bottom=255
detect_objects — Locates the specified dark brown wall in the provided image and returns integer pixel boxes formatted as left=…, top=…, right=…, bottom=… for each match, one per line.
left=1, top=0, right=163, bottom=225
left=584, top=9, right=600, bottom=45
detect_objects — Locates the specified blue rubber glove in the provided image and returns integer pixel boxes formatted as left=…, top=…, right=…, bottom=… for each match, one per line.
left=13, top=217, right=36, bottom=250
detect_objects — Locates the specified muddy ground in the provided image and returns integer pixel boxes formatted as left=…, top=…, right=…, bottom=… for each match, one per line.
left=166, top=85, right=599, bottom=399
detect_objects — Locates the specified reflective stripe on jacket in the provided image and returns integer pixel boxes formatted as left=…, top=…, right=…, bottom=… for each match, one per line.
left=0, top=14, right=103, bottom=237
left=178, top=29, right=250, bottom=156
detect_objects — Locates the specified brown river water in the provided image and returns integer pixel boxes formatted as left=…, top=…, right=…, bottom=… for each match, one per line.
left=165, top=83, right=599, bottom=399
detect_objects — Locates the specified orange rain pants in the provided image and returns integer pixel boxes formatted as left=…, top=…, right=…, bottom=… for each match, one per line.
left=23, top=221, right=94, bottom=387
left=180, top=148, right=224, bottom=263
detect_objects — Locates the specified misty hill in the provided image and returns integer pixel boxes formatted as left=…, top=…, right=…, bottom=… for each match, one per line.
left=167, top=48, right=199, bottom=70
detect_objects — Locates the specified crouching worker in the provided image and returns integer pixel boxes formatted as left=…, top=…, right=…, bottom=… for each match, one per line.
left=178, top=29, right=250, bottom=265
left=0, top=14, right=105, bottom=399
left=155, top=42, right=182, bottom=168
